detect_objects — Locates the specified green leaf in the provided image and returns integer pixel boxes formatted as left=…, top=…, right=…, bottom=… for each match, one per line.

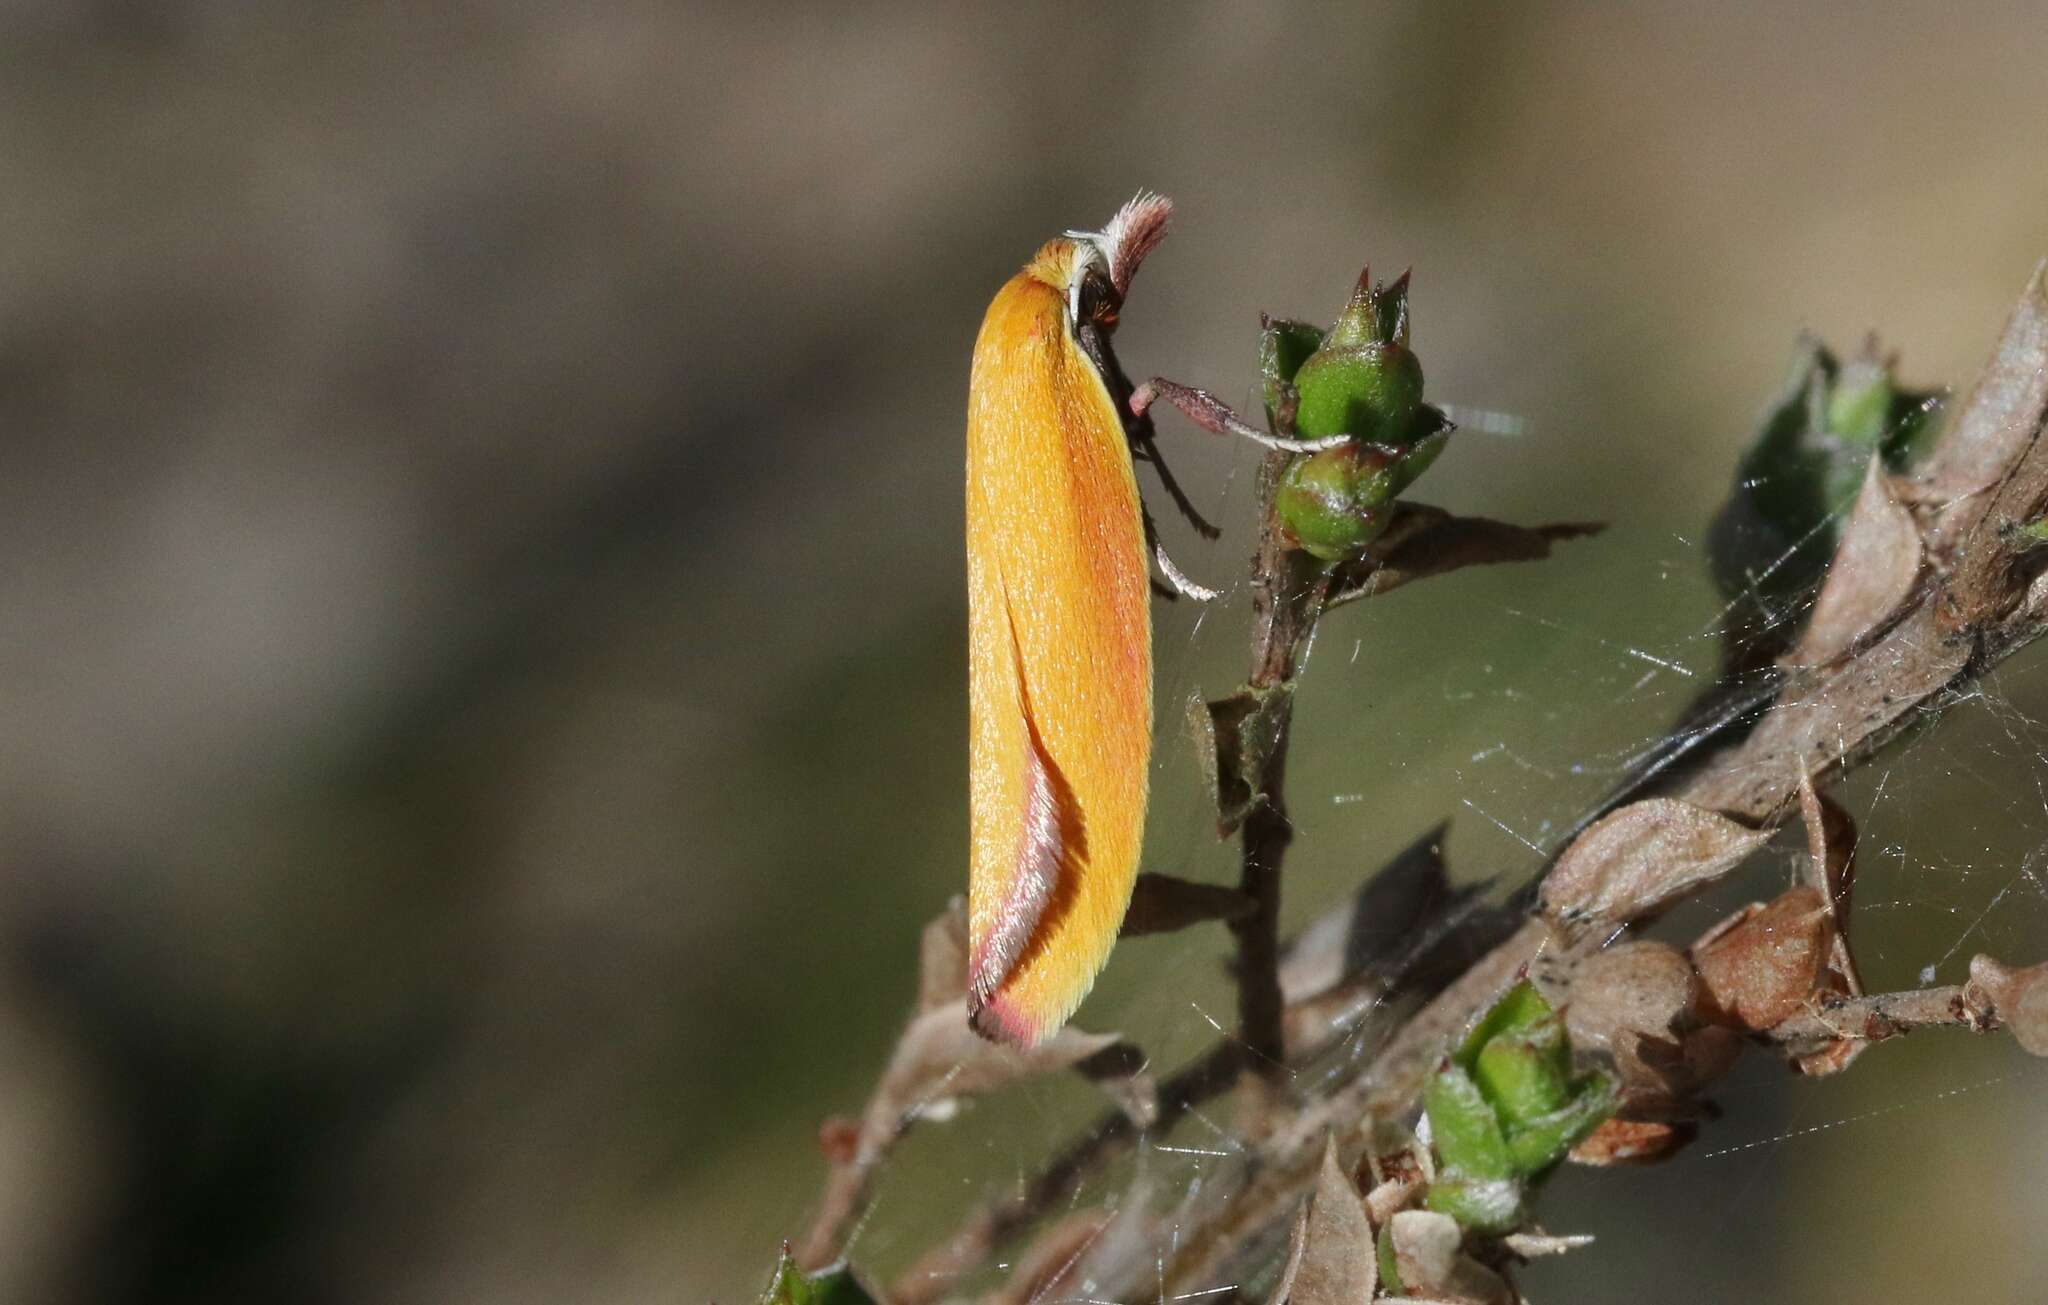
left=1383, top=427, right=1449, bottom=498
left=1502, top=1073, right=1617, bottom=1177
left=1424, top=1065, right=1512, bottom=1181
left=1261, top=317, right=1326, bottom=393
left=757, top=1247, right=878, bottom=1305
left=1454, top=981, right=1554, bottom=1070
left=1472, top=1020, right=1572, bottom=1124
left=1424, top=1174, right=1526, bottom=1236
left=1375, top=1223, right=1404, bottom=1296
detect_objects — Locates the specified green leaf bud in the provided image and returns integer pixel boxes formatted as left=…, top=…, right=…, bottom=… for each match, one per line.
left=1472, top=1020, right=1572, bottom=1124
left=1501, top=1074, right=1617, bottom=1177
left=758, top=1247, right=878, bottom=1305
left=1274, top=431, right=1449, bottom=563
left=1709, top=335, right=1943, bottom=614
left=1292, top=268, right=1427, bottom=444
left=1825, top=352, right=1895, bottom=447
left=1424, top=1174, right=1526, bottom=1236
left=1275, top=443, right=1396, bottom=561
left=1423, top=1065, right=1512, bottom=1181
left=1454, top=980, right=1555, bottom=1070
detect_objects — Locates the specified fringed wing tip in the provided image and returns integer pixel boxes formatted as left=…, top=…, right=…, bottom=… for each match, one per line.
left=968, top=989, right=1042, bottom=1047
left=966, top=719, right=1066, bottom=1043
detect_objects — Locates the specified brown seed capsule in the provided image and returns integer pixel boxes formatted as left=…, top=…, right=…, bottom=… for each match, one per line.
left=1691, top=887, right=1833, bottom=1033
left=1566, top=941, right=1700, bottom=1055
left=1966, top=954, right=2048, bottom=1056
left=1568, top=939, right=1727, bottom=1103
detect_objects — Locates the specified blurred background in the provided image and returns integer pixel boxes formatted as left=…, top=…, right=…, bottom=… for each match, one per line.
left=3, top=2, right=2046, bottom=1302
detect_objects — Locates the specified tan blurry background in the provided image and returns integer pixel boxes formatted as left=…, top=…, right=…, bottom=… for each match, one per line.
left=3, top=3, right=2047, bottom=1303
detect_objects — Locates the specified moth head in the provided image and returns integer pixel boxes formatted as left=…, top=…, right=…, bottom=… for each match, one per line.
left=1026, top=192, right=1173, bottom=338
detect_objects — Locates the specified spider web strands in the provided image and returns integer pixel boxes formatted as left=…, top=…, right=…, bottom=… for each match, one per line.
left=894, top=263, right=2048, bottom=1300
left=1696, top=1071, right=2021, bottom=1160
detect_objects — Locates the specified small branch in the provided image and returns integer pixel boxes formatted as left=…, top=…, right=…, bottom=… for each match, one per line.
left=1231, top=450, right=1324, bottom=1089
left=892, top=1042, right=1244, bottom=1303
left=892, top=834, right=1521, bottom=1304
left=1764, top=985, right=1989, bottom=1057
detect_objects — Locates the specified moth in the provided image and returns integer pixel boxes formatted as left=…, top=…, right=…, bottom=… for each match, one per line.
left=964, top=195, right=1329, bottom=1045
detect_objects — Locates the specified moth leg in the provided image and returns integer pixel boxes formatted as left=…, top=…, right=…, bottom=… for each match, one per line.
left=1132, top=377, right=1351, bottom=454
left=1144, top=508, right=1219, bottom=602
left=1132, top=433, right=1221, bottom=540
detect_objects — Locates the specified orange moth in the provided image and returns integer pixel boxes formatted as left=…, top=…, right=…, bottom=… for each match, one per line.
left=960, top=192, right=1341, bottom=1044
left=964, top=197, right=1342, bottom=1045
left=964, top=194, right=1177, bottom=1047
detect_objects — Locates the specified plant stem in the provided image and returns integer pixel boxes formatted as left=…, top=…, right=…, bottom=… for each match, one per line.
left=1233, top=450, right=1328, bottom=1086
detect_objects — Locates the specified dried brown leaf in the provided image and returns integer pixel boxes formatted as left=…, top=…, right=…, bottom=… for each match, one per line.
left=1122, top=873, right=1253, bottom=937
left=1541, top=798, right=1772, bottom=925
left=1568, top=1116, right=1696, bottom=1166
left=1921, top=260, right=2048, bottom=503
left=1928, top=261, right=2048, bottom=632
left=918, top=897, right=970, bottom=1015
left=1263, top=1202, right=1309, bottom=1305
left=1187, top=684, right=1291, bottom=837
left=1564, top=940, right=1699, bottom=1056
left=1386, top=1210, right=1460, bottom=1295
left=1386, top=1210, right=1511, bottom=1304
left=858, top=1001, right=1154, bottom=1163
left=1563, top=940, right=1720, bottom=1103
left=1792, top=776, right=1866, bottom=1074
left=1783, top=457, right=1921, bottom=666
left=1289, top=1138, right=1376, bottom=1305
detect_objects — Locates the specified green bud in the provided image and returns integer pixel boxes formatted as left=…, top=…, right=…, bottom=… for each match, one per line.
left=1424, top=1175, right=1526, bottom=1236
left=1292, top=269, right=1427, bottom=443
left=1472, top=1020, right=1572, bottom=1124
left=1424, top=1065, right=1512, bottom=1181
left=1274, top=430, right=1449, bottom=563
left=1709, top=335, right=1943, bottom=611
left=1825, top=352, right=1894, bottom=446
left=1323, top=265, right=1411, bottom=350
left=758, top=1248, right=878, bottom=1305
left=1416, top=980, right=1618, bottom=1232
left=1502, top=1075, right=1617, bottom=1177
left=1454, top=981, right=1555, bottom=1070
left=1275, top=443, right=1396, bottom=561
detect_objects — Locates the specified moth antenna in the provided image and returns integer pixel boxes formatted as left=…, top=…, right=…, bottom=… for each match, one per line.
left=1067, top=191, right=1173, bottom=299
